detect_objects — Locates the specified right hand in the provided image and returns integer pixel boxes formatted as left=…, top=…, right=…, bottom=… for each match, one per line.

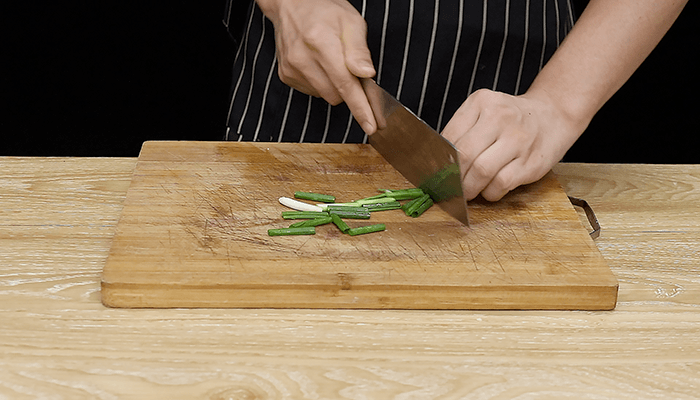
left=256, top=0, right=377, bottom=134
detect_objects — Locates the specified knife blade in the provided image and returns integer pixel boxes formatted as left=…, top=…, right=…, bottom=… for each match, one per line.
left=361, top=78, right=469, bottom=225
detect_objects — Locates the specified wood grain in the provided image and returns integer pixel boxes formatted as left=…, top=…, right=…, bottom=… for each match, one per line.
left=1, top=157, right=699, bottom=399
left=102, top=142, right=616, bottom=310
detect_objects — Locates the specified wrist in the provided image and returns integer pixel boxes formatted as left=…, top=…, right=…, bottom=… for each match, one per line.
left=523, top=84, right=594, bottom=140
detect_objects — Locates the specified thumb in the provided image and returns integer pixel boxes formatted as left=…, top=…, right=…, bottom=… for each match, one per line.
left=342, top=25, right=375, bottom=78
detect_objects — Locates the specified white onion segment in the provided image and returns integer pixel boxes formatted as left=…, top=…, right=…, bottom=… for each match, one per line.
left=278, top=197, right=324, bottom=212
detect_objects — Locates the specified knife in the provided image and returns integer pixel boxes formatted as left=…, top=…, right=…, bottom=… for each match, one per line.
left=361, top=78, right=469, bottom=225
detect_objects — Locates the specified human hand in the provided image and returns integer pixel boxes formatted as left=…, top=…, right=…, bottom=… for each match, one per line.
left=256, top=0, right=377, bottom=134
left=441, top=89, right=583, bottom=201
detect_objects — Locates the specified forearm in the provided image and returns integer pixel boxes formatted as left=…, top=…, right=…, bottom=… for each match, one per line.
left=526, top=0, right=688, bottom=134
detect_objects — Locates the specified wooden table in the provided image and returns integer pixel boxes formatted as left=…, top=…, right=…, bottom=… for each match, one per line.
left=1, top=158, right=698, bottom=399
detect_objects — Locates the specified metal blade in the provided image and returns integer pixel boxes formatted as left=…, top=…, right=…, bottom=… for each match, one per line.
left=361, top=79, right=469, bottom=225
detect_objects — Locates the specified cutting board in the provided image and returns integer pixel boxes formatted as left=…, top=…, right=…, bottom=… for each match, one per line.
left=101, top=141, right=618, bottom=310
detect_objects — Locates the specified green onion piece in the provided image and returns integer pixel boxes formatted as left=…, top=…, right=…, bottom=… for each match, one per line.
left=327, top=209, right=371, bottom=219
left=281, top=211, right=329, bottom=219
left=319, top=198, right=396, bottom=208
left=382, top=188, right=425, bottom=200
left=401, top=194, right=426, bottom=212
left=410, top=197, right=433, bottom=217
left=347, top=223, right=386, bottom=236
left=369, top=206, right=401, bottom=212
left=403, top=193, right=431, bottom=216
left=364, top=188, right=424, bottom=200
left=362, top=200, right=401, bottom=209
left=330, top=214, right=350, bottom=233
left=325, top=205, right=365, bottom=212
left=351, top=197, right=397, bottom=206
left=268, top=227, right=316, bottom=236
left=288, top=216, right=333, bottom=228
left=294, top=191, right=336, bottom=203
left=362, top=200, right=401, bottom=207
left=362, top=201, right=402, bottom=211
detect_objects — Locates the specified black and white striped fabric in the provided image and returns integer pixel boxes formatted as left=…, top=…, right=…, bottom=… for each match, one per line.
left=224, top=0, right=575, bottom=143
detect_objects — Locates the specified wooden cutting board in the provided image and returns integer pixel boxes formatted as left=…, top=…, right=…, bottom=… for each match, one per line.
left=101, top=141, right=618, bottom=310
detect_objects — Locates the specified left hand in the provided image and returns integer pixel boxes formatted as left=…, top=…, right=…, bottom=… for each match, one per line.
left=441, top=88, right=582, bottom=201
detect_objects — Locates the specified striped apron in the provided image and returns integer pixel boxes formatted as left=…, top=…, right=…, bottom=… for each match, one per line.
left=224, top=0, right=575, bottom=143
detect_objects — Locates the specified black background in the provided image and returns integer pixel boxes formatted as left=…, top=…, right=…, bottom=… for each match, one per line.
left=3, top=1, right=697, bottom=163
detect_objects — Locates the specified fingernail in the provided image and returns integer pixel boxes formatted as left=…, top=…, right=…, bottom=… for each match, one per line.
left=361, top=121, right=375, bottom=135
left=361, top=61, right=376, bottom=76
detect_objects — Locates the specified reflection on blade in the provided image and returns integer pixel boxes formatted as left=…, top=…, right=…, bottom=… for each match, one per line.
left=362, top=79, right=469, bottom=225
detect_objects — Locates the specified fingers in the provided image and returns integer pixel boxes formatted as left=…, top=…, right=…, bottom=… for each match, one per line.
left=278, top=41, right=376, bottom=134
left=463, top=138, right=519, bottom=201
left=445, top=89, right=558, bottom=201
left=281, top=58, right=343, bottom=105
left=273, top=6, right=376, bottom=134
left=275, top=29, right=341, bottom=104
left=479, top=159, right=523, bottom=201
left=442, top=90, right=497, bottom=172
left=341, top=22, right=376, bottom=78
left=443, top=90, right=506, bottom=199
left=441, top=92, right=481, bottom=144
left=338, top=22, right=377, bottom=134
left=307, top=24, right=375, bottom=134
left=478, top=151, right=552, bottom=201
left=360, top=78, right=388, bottom=131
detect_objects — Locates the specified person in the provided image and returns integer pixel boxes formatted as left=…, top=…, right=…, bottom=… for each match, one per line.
left=223, top=0, right=687, bottom=201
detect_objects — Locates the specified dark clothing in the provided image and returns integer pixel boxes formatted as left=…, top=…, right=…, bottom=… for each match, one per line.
left=224, top=0, right=575, bottom=143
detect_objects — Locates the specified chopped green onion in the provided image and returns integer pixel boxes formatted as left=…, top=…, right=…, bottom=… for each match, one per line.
left=294, top=191, right=336, bottom=203
left=409, top=197, right=433, bottom=217
left=273, top=187, right=432, bottom=238
left=318, top=197, right=397, bottom=208
left=325, top=205, right=366, bottom=212
left=403, top=193, right=431, bottom=217
left=380, top=188, right=425, bottom=200
left=279, top=197, right=324, bottom=212
left=330, top=214, right=350, bottom=233
left=362, top=200, right=401, bottom=207
left=353, top=197, right=396, bottom=206
left=288, top=216, right=333, bottom=228
left=327, top=209, right=371, bottom=219
left=281, top=211, right=329, bottom=220
left=347, top=223, right=386, bottom=236
left=320, top=197, right=397, bottom=208
left=363, top=202, right=402, bottom=212
left=268, top=227, right=316, bottom=236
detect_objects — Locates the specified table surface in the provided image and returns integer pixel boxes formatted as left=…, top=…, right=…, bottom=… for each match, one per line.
left=1, top=157, right=698, bottom=399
